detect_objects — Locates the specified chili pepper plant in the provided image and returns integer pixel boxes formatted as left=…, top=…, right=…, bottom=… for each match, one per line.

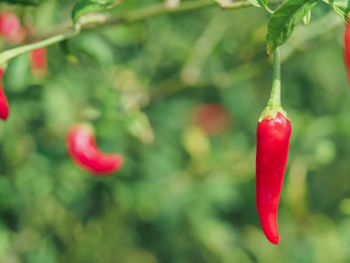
left=0, top=0, right=349, bottom=261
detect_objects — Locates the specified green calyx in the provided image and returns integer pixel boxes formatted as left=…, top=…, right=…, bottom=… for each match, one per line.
left=259, top=103, right=287, bottom=122
left=259, top=47, right=287, bottom=122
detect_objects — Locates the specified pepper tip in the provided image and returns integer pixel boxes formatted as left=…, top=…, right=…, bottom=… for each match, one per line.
left=268, top=235, right=279, bottom=245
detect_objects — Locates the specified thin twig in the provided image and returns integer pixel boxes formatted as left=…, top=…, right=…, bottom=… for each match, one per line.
left=0, top=0, right=253, bottom=65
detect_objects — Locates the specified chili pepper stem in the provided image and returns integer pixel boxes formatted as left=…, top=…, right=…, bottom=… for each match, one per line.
left=259, top=48, right=287, bottom=122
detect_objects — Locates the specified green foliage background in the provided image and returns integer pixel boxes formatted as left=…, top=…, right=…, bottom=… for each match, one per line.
left=0, top=0, right=349, bottom=262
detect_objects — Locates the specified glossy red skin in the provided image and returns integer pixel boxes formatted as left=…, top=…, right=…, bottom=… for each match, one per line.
left=30, top=48, right=48, bottom=75
left=0, top=69, right=9, bottom=120
left=256, top=112, right=291, bottom=244
left=66, top=125, right=124, bottom=175
left=344, top=19, right=350, bottom=87
left=0, top=13, right=22, bottom=43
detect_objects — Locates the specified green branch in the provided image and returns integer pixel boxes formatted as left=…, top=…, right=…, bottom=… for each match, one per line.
left=0, top=31, right=78, bottom=65
left=0, top=0, right=253, bottom=66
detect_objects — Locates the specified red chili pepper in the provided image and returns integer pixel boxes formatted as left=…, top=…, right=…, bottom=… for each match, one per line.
left=30, top=48, right=48, bottom=76
left=0, top=12, right=23, bottom=44
left=66, top=125, right=124, bottom=175
left=344, top=19, right=350, bottom=87
left=192, top=103, right=231, bottom=135
left=0, top=68, right=9, bottom=120
left=256, top=112, right=291, bottom=244
left=256, top=48, right=291, bottom=244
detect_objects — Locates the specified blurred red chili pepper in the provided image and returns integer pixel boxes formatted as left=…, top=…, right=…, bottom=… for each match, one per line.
left=344, top=19, right=350, bottom=87
left=192, top=103, right=231, bottom=135
left=66, top=125, right=124, bottom=175
left=0, top=68, right=9, bottom=120
left=256, top=112, right=291, bottom=244
left=30, top=48, right=48, bottom=76
left=256, top=48, right=291, bottom=244
left=0, top=12, right=24, bottom=44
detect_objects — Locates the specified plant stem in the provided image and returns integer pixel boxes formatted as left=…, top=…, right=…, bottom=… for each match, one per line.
left=268, top=47, right=281, bottom=108
left=259, top=47, right=285, bottom=121
left=0, top=0, right=253, bottom=65
left=123, top=0, right=216, bottom=22
left=0, top=31, right=78, bottom=65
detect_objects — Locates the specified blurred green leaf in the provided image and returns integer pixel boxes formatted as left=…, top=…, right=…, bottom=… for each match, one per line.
left=303, top=9, right=312, bottom=26
left=0, top=0, right=43, bottom=5
left=322, top=0, right=350, bottom=21
left=127, top=111, right=154, bottom=144
left=73, top=33, right=114, bottom=65
left=247, top=0, right=263, bottom=7
left=72, top=0, right=123, bottom=23
left=4, top=54, right=31, bottom=92
left=59, top=40, right=79, bottom=65
left=247, top=0, right=270, bottom=10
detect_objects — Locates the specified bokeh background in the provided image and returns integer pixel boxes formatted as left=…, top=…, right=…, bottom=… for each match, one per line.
left=0, top=0, right=349, bottom=262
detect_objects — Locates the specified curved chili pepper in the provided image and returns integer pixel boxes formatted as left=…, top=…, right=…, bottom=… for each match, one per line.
left=30, top=48, right=48, bottom=76
left=344, top=19, right=350, bottom=87
left=256, top=48, right=291, bottom=244
left=256, top=112, right=291, bottom=244
left=0, top=68, right=9, bottom=120
left=66, top=125, right=124, bottom=175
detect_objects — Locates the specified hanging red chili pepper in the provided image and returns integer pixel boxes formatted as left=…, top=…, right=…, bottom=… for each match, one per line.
left=0, top=68, right=9, bottom=120
left=66, top=124, right=124, bottom=175
left=344, top=19, right=350, bottom=87
left=30, top=48, right=48, bottom=77
left=256, top=48, right=291, bottom=244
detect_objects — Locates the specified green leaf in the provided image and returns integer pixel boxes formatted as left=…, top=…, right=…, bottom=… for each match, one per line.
left=266, top=0, right=317, bottom=55
left=72, top=0, right=123, bottom=23
left=59, top=40, right=79, bottom=65
left=0, top=0, right=43, bottom=5
left=73, top=33, right=114, bottom=65
left=303, top=9, right=312, bottom=26
left=248, top=0, right=263, bottom=7
left=258, top=0, right=269, bottom=8
left=257, top=0, right=272, bottom=12
left=4, top=54, right=31, bottom=92
left=322, top=0, right=350, bottom=21
left=215, top=0, right=268, bottom=8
